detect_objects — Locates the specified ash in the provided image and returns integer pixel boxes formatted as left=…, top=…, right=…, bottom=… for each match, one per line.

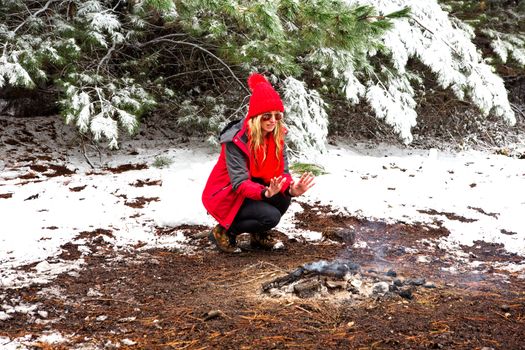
left=262, top=259, right=435, bottom=301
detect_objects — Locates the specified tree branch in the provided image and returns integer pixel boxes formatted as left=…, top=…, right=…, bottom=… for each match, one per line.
left=97, top=41, right=117, bottom=77
left=3, top=0, right=57, bottom=57
left=13, top=0, right=56, bottom=34
left=139, top=37, right=249, bottom=94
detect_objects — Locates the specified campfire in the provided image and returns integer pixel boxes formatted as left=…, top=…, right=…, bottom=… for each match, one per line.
left=262, top=259, right=435, bottom=301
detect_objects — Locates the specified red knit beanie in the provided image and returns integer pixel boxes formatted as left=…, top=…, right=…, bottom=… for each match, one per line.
left=246, top=73, right=284, bottom=119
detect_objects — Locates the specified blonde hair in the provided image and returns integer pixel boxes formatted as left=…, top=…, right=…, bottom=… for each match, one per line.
left=247, top=115, right=284, bottom=163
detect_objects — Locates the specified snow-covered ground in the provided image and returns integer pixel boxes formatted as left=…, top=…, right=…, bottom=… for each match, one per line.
left=1, top=116, right=524, bottom=348
left=1, top=132, right=524, bottom=289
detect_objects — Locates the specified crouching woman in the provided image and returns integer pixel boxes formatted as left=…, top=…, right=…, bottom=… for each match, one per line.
left=202, top=73, right=315, bottom=253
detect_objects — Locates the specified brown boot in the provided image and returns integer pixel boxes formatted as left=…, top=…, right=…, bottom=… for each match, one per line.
left=250, top=232, right=284, bottom=250
left=209, top=225, right=240, bottom=253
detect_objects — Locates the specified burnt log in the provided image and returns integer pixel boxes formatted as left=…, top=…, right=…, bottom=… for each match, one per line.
left=262, top=267, right=305, bottom=292
left=262, top=260, right=360, bottom=293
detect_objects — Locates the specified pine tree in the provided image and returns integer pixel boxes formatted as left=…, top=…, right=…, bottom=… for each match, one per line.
left=0, top=0, right=521, bottom=152
left=0, top=0, right=164, bottom=148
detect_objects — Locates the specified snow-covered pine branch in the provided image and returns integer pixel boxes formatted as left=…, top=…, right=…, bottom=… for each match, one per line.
left=282, top=77, right=328, bottom=160
left=482, top=29, right=525, bottom=67
left=0, top=0, right=521, bottom=152
left=0, top=0, right=171, bottom=148
left=0, top=53, right=34, bottom=88
left=61, top=77, right=155, bottom=149
left=338, top=0, right=516, bottom=143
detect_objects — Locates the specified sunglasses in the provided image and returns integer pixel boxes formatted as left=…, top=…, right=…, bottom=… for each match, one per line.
left=261, top=112, right=284, bottom=121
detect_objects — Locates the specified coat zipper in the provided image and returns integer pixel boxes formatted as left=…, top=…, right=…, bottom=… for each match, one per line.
left=211, top=184, right=230, bottom=197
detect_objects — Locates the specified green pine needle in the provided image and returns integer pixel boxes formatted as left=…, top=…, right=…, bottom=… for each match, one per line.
left=290, top=163, right=328, bottom=176
left=384, top=7, right=411, bottom=19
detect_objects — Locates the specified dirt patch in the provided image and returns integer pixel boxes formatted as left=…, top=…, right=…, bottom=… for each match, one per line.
left=24, top=193, right=39, bottom=201
left=468, top=206, right=500, bottom=219
left=501, top=229, right=518, bottom=236
left=75, top=229, right=115, bottom=240
left=156, top=224, right=209, bottom=238
left=29, top=164, right=48, bottom=172
left=124, top=196, right=160, bottom=208
left=3, top=138, right=18, bottom=146
left=418, top=209, right=478, bottom=223
left=45, top=164, right=76, bottom=177
left=0, top=193, right=13, bottom=199
left=460, top=241, right=524, bottom=265
left=129, top=178, right=162, bottom=187
left=19, top=172, right=39, bottom=180
left=296, top=202, right=450, bottom=242
left=57, top=242, right=82, bottom=261
left=69, top=185, right=87, bottom=192
left=104, top=163, right=149, bottom=173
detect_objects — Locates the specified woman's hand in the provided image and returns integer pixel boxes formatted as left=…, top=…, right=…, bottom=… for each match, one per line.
left=289, top=172, right=315, bottom=197
left=265, top=176, right=287, bottom=198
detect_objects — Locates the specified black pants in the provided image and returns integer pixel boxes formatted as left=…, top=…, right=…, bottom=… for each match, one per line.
left=230, top=183, right=291, bottom=236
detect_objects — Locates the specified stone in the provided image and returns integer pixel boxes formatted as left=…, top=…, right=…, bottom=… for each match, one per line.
left=333, top=228, right=356, bottom=245
left=398, top=287, right=413, bottom=300
left=386, top=269, right=397, bottom=277
left=393, top=278, right=404, bottom=287
left=372, top=282, right=389, bottom=296
left=272, top=241, right=285, bottom=250
left=423, top=282, right=436, bottom=289
left=326, top=280, right=347, bottom=289
left=500, top=304, right=510, bottom=312
left=350, top=279, right=362, bottom=289
left=407, top=277, right=425, bottom=286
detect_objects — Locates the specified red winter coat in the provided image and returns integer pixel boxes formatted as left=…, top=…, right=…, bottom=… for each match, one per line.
left=202, top=119, right=292, bottom=230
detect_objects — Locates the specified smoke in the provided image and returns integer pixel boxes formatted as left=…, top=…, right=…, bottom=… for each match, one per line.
left=302, top=259, right=360, bottom=278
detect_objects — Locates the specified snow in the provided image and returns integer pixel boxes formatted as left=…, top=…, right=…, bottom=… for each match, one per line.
left=315, top=142, right=524, bottom=254
left=0, top=333, right=66, bottom=350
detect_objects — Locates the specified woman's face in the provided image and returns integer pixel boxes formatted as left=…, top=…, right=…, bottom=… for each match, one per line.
left=259, top=111, right=283, bottom=135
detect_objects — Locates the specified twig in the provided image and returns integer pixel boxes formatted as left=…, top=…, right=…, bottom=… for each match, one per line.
left=83, top=297, right=136, bottom=304
left=447, top=130, right=460, bottom=147
left=12, top=0, right=57, bottom=34
left=409, top=17, right=462, bottom=57
left=164, top=68, right=224, bottom=80
left=294, top=305, right=313, bottom=314
left=227, top=98, right=249, bottom=121
left=139, top=37, right=249, bottom=94
left=212, top=261, right=288, bottom=284
left=218, top=272, right=275, bottom=288
left=510, top=103, right=525, bottom=121
left=81, top=141, right=95, bottom=169
left=0, top=340, right=14, bottom=347
left=203, top=55, right=218, bottom=89
left=96, top=40, right=117, bottom=77
left=483, top=130, right=496, bottom=146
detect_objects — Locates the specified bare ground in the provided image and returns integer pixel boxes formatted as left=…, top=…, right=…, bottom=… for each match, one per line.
left=1, top=206, right=524, bottom=350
